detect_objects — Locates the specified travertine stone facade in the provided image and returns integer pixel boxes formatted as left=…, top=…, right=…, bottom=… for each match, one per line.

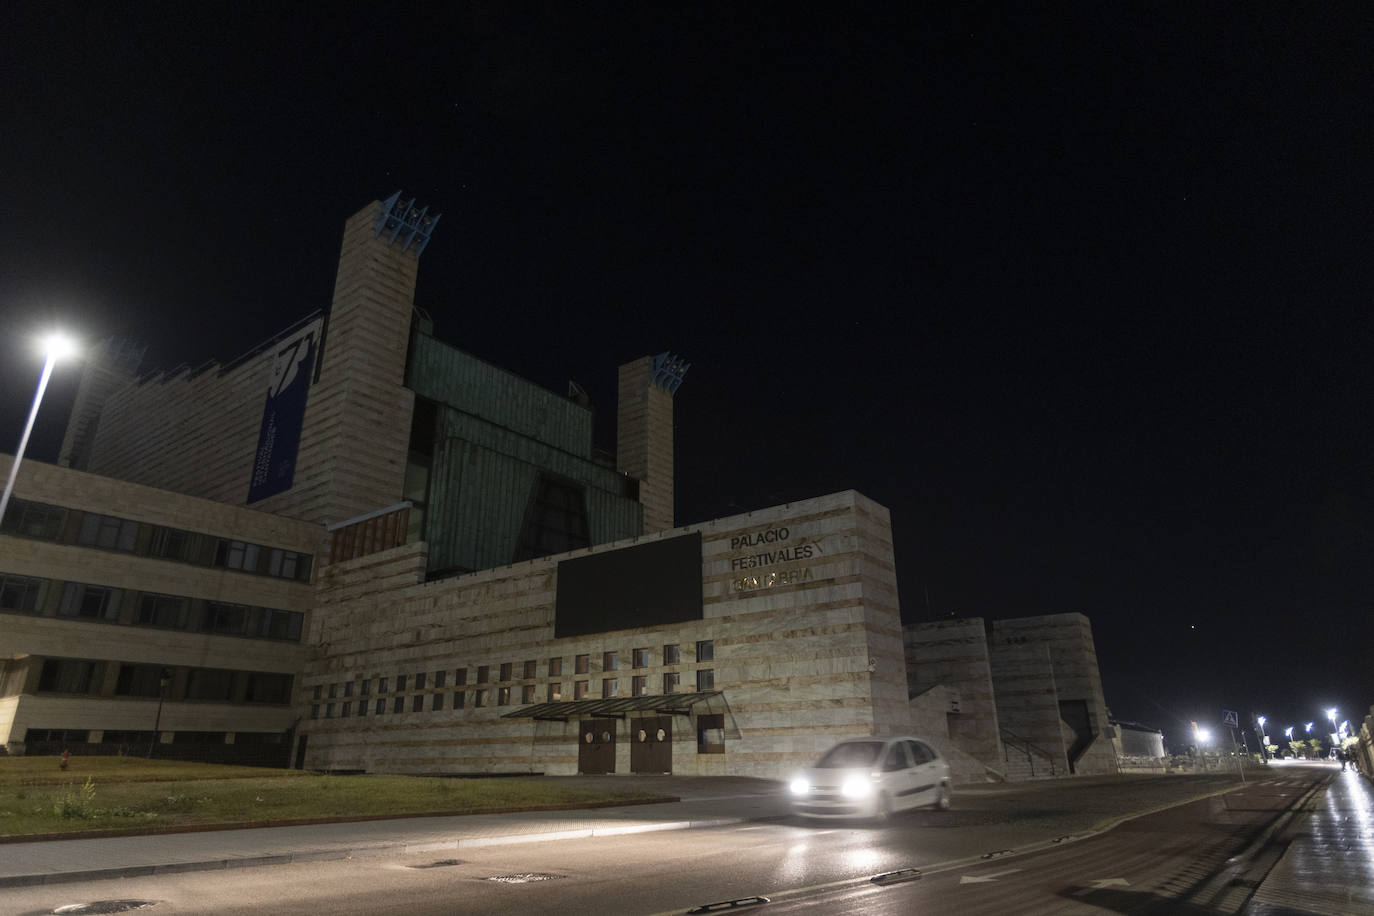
left=0, top=456, right=321, bottom=754
left=904, top=617, right=1004, bottom=769
left=57, top=337, right=145, bottom=472
left=76, top=198, right=420, bottom=526
left=989, top=636, right=1070, bottom=774
left=298, top=490, right=910, bottom=777
left=616, top=356, right=675, bottom=533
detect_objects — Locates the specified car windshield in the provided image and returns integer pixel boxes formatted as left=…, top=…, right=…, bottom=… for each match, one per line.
left=814, top=741, right=884, bottom=768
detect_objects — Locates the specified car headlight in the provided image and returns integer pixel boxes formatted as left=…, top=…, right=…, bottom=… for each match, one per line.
left=841, top=776, right=873, bottom=798
left=789, top=777, right=811, bottom=796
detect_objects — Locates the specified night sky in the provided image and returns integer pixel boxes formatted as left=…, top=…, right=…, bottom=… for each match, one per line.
left=4, top=4, right=1372, bottom=750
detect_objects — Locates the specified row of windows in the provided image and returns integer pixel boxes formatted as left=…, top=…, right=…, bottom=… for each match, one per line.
left=1, top=497, right=313, bottom=582
left=34, top=658, right=293, bottom=704
left=308, top=669, right=715, bottom=720
left=23, top=729, right=285, bottom=746
left=310, top=641, right=716, bottom=703
left=0, top=573, right=304, bottom=642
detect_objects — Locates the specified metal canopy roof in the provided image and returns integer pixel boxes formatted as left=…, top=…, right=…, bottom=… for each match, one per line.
left=501, top=690, right=727, bottom=722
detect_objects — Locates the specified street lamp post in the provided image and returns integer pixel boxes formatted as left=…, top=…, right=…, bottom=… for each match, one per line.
left=0, top=333, right=78, bottom=525
left=148, top=668, right=172, bottom=758
left=1256, top=715, right=1268, bottom=762
left=1327, top=708, right=1339, bottom=760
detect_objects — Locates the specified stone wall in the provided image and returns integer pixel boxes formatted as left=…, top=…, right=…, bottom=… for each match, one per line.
left=903, top=617, right=1003, bottom=770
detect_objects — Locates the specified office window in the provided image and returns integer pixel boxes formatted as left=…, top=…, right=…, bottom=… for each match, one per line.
left=574, top=680, right=588, bottom=700
left=697, top=714, right=725, bottom=754
left=523, top=659, right=537, bottom=679
left=393, top=697, right=404, bottom=714
left=548, top=657, right=563, bottom=677
left=602, top=678, right=618, bottom=698
left=664, top=644, right=680, bottom=665
left=328, top=683, right=338, bottom=698
left=343, top=681, right=353, bottom=697
left=201, top=601, right=249, bottom=635
left=185, top=668, right=234, bottom=701
left=664, top=672, right=680, bottom=694
left=575, top=654, right=589, bottom=674
left=245, top=672, right=292, bottom=704
left=268, top=548, right=307, bottom=580
left=0, top=574, right=42, bottom=613
left=356, top=697, right=367, bottom=716
left=137, top=593, right=187, bottom=628
left=78, top=513, right=139, bottom=552
left=412, top=695, right=424, bottom=712
left=498, top=686, right=511, bottom=706
left=432, top=692, right=444, bottom=711
left=696, top=669, right=715, bottom=691
left=633, top=675, right=648, bottom=697
left=434, top=670, right=446, bottom=688
left=215, top=539, right=260, bottom=572
left=603, top=651, right=618, bottom=671
left=60, top=583, right=122, bottom=621
left=148, top=526, right=192, bottom=561
left=256, top=609, right=304, bottom=641
left=375, top=698, right=386, bottom=715
left=499, top=662, right=512, bottom=681
left=1, top=497, right=67, bottom=540
left=548, top=683, right=563, bottom=702
left=359, top=679, right=370, bottom=696
left=454, top=691, right=465, bottom=709
left=397, top=674, right=408, bottom=691
left=632, top=648, right=649, bottom=669
left=475, top=689, right=487, bottom=708
left=114, top=664, right=165, bottom=698
left=415, top=672, right=426, bottom=690
left=696, top=640, right=714, bottom=662
left=378, top=677, right=389, bottom=694
left=455, top=668, right=467, bottom=686
left=521, top=684, right=536, bottom=703
left=476, top=665, right=489, bottom=684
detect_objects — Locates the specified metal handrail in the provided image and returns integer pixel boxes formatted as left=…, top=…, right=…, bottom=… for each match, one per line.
left=1000, top=726, right=1059, bottom=777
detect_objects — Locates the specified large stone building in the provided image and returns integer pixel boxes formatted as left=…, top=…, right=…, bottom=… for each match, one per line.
left=1, top=192, right=1120, bottom=780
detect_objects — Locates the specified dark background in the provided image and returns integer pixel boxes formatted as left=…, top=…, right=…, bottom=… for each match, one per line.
left=3, top=3, right=1371, bottom=750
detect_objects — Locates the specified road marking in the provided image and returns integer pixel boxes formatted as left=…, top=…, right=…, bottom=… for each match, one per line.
left=1073, top=878, right=1130, bottom=895
left=959, top=867, right=1023, bottom=885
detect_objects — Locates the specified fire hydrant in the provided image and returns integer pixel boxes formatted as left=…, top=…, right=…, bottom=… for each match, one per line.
left=59, top=749, right=70, bottom=770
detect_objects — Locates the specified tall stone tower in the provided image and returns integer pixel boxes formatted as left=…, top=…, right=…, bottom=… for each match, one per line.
left=57, top=338, right=146, bottom=471
left=617, top=352, right=688, bottom=533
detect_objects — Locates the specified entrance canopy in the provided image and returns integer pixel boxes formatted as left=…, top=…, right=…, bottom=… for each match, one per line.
left=501, top=690, right=737, bottom=735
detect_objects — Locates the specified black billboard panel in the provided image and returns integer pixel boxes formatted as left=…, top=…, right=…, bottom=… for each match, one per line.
left=555, top=533, right=703, bottom=638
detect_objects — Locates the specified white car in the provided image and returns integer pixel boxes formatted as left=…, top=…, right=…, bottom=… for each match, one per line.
left=789, top=736, right=952, bottom=820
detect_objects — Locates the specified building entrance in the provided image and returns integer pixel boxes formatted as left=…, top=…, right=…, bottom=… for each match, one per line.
left=630, top=716, right=672, bottom=773
left=579, top=718, right=617, bottom=774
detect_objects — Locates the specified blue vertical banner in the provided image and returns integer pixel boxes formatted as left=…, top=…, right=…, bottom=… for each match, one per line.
left=247, top=319, right=321, bottom=503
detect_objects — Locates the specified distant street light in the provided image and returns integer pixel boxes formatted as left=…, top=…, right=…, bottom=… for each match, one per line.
left=0, top=333, right=79, bottom=524
left=1257, top=715, right=1269, bottom=762
left=147, top=668, right=172, bottom=758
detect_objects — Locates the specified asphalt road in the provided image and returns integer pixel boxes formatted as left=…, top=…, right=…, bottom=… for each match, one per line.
left=5, top=765, right=1332, bottom=915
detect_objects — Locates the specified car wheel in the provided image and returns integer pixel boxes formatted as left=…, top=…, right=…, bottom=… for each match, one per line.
left=934, top=785, right=952, bottom=810
left=874, top=791, right=892, bottom=822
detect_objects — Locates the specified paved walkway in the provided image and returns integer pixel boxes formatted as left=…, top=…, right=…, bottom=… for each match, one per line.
left=1247, top=764, right=1374, bottom=915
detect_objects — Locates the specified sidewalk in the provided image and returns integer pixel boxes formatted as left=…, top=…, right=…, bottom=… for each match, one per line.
left=0, top=776, right=790, bottom=888
left=1247, top=765, right=1374, bottom=915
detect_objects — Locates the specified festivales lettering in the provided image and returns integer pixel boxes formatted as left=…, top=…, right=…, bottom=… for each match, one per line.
left=725, top=525, right=822, bottom=592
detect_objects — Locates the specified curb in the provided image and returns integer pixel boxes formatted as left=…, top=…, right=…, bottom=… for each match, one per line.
left=0, top=816, right=745, bottom=889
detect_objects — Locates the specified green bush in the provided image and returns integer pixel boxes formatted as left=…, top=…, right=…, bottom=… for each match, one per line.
left=53, top=777, right=97, bottom=819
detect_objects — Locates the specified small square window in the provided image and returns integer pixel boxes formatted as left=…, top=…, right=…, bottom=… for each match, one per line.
left=633, top=675, right=648, bottom=697
left=574, top=680, right=588, bottom=700
left=432, top=693, right=444, bottom=711
left=664, top=672, right=680, bottom=694
left=412, top=695, right=424, bottom=712
left=522, top=684, right=536, bottom=703
left=415, top=672, right=426, bottom=690
left=434, top=670, right=446, bottom=688
left=477, top=665, right=489, bottom=684
left=475, top=689, right=487, bottom=708
left=696, top=640, right=714, bottom=662
left=632, top=648, right=649, bottom=668
left=523, top=659, right=536, bottom=679
left=499, top=662, right=512, bottom=681
left=455, top=668, right=467, bottom=686
left=697, top=713, right=725, bottom=755
left=575, top=654, right=589, bottom=674
left=548, top=657, right=563, bottom=677
left=696, top=668, right=715, bottom=691
left=498, top=686, right=511, bottom=706
left=603, top=651, right=618, bottom=671
left=375, top=698, right=386, bottom=715
left=602, top=678, right=617, bottom=698
left=393, top=697, right=404, bottom=714
left=664, top=644, right=680, bottom=665
left=548, top=683, right=562, bottom=702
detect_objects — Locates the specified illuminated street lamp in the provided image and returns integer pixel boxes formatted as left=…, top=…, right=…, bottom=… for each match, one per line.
left=0, top=332, right=79, bottom=524
left=1256, top=715, right=1269, bottom=761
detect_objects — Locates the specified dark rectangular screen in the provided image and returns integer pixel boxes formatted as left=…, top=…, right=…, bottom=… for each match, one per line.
left=555, top=532, right=702, bottom=638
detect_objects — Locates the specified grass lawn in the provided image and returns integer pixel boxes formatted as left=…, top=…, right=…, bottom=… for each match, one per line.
left=0, top=757, right=673, bottom=838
